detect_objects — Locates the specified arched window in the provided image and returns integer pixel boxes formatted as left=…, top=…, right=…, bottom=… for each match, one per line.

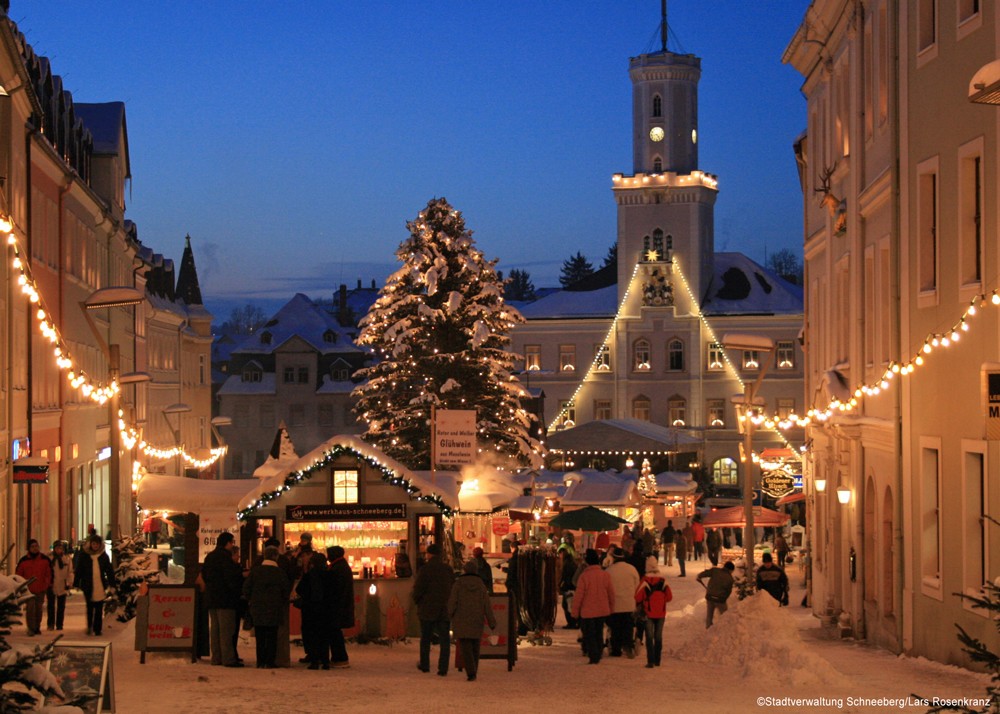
left=653, top=157, right=662, bottom=173
left=652, top=229, right=665, bottom=258
left=882, top=486, right=894, bottom=616
left=652, top=94, right=662, bottom=117
left=668, top=396, right=686, bottom=426
left=665, top=233, right=673, bottom=260
left=642, top=235, right=651, bottom=260
left=632, top=395, right=651, bottom=421
left=667, top=339, right=684, bottom=371
left=864, top=476, right=877, bottom=601
left=633, top=339, right=651, bottom=371
left=712, top=458, right=739, bottom=486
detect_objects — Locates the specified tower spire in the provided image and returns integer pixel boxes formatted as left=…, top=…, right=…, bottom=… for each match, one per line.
left=660, top=0, right=668, bottom=53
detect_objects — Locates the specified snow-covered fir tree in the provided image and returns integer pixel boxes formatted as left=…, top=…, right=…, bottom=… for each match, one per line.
left=105, top=533, right=159, bottom=623
left=353, top=197, right=542, bottom=469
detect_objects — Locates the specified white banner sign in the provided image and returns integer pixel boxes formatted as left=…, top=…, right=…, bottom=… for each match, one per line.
left=435, top=409, right=477, bottom=465
left=198, top=511, right=239, bottom=562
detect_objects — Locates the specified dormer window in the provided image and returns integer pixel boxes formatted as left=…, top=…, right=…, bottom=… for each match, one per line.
left=260, top=331, right=272, bottom=345
left=323, top=329, right=337, bottom=344
left=652, top=94, right=662, bottom=117
left=241, top=363, right=263, bottom=383
left=330, top=358, right=352, bottom=381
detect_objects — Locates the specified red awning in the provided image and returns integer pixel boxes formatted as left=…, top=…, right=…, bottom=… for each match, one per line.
left=776, top=492, right=806, bottom=506
left=702, top=505, right=790, bottom=529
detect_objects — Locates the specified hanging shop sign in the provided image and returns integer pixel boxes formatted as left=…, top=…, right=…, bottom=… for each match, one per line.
left=491, top=517, right=511, bottom=536
left=286, top=503, right=407, bottom=521
left=760, top=470, right=796, bottom=498
left=13, top=456, right=49, bottom=484
left=986, top=371, right=1000, bottom=440
left=434, top=409, right=477, bottom=465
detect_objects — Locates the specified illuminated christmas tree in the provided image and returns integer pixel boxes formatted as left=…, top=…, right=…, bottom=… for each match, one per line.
left=353, top=197, right=541, bottom=469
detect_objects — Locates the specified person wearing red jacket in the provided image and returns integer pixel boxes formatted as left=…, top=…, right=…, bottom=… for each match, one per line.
left=15, top=539, right=52, bottom=636
left=570, top=549, right=615, bottom=664
left=634, top=556, right=671, bottom=668
left=691, top=516, right=706, bottom=561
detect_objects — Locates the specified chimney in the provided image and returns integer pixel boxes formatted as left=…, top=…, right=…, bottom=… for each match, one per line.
left=371, top=279, right=376, bottom=289
left=357, top=279, right=361, bottom=289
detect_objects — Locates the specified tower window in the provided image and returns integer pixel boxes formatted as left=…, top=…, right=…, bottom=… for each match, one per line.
left=653, top=157, right=662, bottom=173
left=652, top=94, right=662, bottom=117
left=652, top=229, right=665, bottom=258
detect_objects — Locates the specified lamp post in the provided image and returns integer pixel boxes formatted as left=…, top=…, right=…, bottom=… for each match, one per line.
left=163, top=403, right=192, bottom=477
left=82, top=287, right=145, bottom=540
left=210, top=416, right=232, bottom=479
left=722, top=333, right=775, bottom=581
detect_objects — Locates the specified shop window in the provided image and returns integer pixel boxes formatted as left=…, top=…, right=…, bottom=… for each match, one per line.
left=712, top=457, right=738, bottom=486
left=333, top=469, right=359, bottom=504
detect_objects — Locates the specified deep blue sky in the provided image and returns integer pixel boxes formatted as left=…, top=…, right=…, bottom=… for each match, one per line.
left=19, top=1, right=809, bottom=319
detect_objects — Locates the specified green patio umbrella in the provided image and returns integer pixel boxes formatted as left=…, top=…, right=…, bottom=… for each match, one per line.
left=548, top=506, right=629, bottom=532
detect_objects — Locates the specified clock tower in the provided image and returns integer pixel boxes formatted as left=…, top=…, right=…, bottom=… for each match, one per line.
left=613, top=33, right=717, bottom=316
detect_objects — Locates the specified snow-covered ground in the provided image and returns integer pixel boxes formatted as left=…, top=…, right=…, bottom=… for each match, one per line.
left=17, top=557, right=991, bottom=714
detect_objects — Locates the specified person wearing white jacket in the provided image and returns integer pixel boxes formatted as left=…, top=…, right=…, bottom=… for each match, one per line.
left=605, top=546, right=640, bottom=658
left=46, top=540, right=74, bottom=631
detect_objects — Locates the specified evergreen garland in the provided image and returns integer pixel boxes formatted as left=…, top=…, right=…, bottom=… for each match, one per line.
left=105, top=533, right=160, bottom=623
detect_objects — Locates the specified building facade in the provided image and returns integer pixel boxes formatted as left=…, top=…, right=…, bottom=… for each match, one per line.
left=785, top=0, right=999, bottom=664
left=509, top=32, right=805, bottom=493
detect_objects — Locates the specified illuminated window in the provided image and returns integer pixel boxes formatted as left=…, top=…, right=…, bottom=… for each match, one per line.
left=742, top=350, right=760, bottom=371
left=333, top=469, right=359, bottom=504
left=668, top=397, right=686, bottom=427
left=707, top=399, right=725, bottom=428
left=667, top=339, right=684, bottom=371
left=632, top=396, right=651, bottom=422
left=633, top=339, right=651, bottom=371
left=776, top=341, right=795, bottom=369
left=707, top=343, right=724, bottom=371
left=712, top=457, right=739, bottom=486
left=525, top=345, right=541, bottom=371
left=595, top=344, right=611, bottom=371
left=776, top=398, right=795, bottom=419
left=594, top=399, right=612, bottom=420
left=652, top=229, right=664, bottom=258
left=559, top=401, right=576, bottom=427
left=559, top=344, right=576, bottom=372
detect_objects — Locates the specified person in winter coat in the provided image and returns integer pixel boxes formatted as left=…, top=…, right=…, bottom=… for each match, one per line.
left=295, top=551, right=328, bottom=667
left=471, top=547, right=493, bottom=593
left=412, top=543, right=455, bottom=676
left=558, top=549, right=578, bottom=629
left=16, top=539, right=52, bottom=635
left=755, top=552, right=790, bottom=605
left=682, top=521, right=695, bottom=562
left=570, top=549, right=615, bottom=664
left=706, top=528, right=722, bottom=566
left=201, top=532, right=244, bottom=667
left=696, top=561, right=735, bottom=628
left=605, top=546, right=640, bottom=658
left=243, top=545, right=291, bottom=669
left=448, top=559, right=497, bottom=682
left=322, top=545, right=356, bottom=668
left=674, top=529, right=687, bottom=577
left=635, top=556, right=670, bottom=668
left=47, top=540, right=74, bottom=631
left=691, top=516, right=706, bottom=561
left=72, top=534, right=113, bottom=636
left=660, top=520, right=676, bottom=566
left=774, top=533, right=790, bottom=569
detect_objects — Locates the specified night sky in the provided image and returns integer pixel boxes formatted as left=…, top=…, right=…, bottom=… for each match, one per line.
left=17, top=1, right=809, bottom=319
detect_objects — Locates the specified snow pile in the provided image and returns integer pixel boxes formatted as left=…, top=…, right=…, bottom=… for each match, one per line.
left=671, top=592, right=837, bottom=686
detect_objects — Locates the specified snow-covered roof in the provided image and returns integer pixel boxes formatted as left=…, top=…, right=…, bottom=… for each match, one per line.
left=218, top=373, right=277, bottom=396
left=547, top=419, right=702, bottom=453
left=74, top=101, right=126, bottom=156
left=233, top=293, right=365, bottom=356
left=517, top=284, right=617, bottom=319
left=653, top=470, right=698, bottom=494
left=416, top=464, right=521, bottom=513
left=136, top=474, right=265, bottom=514
left=702, top=253, right=803, bottom=315
left=316, top=377, right=356, bottom=394
left=561, top=473, right=638, bottom=507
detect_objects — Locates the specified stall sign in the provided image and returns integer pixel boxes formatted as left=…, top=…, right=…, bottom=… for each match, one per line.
left=43, top=641, right=115, bottom=713
left=760, top=470, right=795, bottom=498
left=134, top=585, right=198, bottom=664
left=286, top=503, right=407, bottom=521
left=434, top=409, right=477, bottom=465
left=491, top=518, right=511, bottom=536
left=477, top=592, right=516, bottom=671
left=198, top=511, right=239, bottom=561
left=13, top=456, right=49, bottom=484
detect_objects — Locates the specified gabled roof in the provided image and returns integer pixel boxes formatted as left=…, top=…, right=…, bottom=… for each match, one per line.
left=233, top=293, right=366, bottom=356
left=74, top=101, right=130, bottom=177
left=702, top=253, right=803, bottom=315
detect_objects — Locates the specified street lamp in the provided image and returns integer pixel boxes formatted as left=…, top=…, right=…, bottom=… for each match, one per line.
left=722, top=332, right=775, bottom=581
left=82, top=286, right=145, bottom=540
left=162, top=403, right=192, bottom=476
left=210, top=416, right=232, bottom=479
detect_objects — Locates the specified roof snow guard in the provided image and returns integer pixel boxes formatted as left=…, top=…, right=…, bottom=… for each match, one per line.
left=236, top=434, right=458, bottom=520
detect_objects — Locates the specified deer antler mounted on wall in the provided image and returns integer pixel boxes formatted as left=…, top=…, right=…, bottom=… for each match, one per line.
left=814, top=164, right=841, bottom=217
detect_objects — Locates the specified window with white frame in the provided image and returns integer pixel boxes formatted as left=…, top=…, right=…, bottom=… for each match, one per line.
left=920, top=441, right=941, bottom=588
left=776, top=341, right=795, bottom=369
left=742, top=350, right=760, bottom=371
left=333, top=469, right=359, bottom=504
left=525, top=345, right=541, bottom=371
left=959, top=147, right=983, bottom=287
left=242, top=364, right=263, bottom=383
left=963, top=447, right=987, bottom=594
left=634, top=339, right=651, bottom=371
left=558, top=400, right=576, bottom=427
left=707, top=343, right=725, bottom=371
left=707, top=399, right=725, bottom=428
left=918, top=0, right=937, bottom=52
left=283, top=367, right=296, bottom=384
left=667, top=339, right=684, bottom=371
left=559, top=344, right=576, bottom=372
left=776, top=398, right=795, bottom=419
left=918, top=162, right=938, bottom=293
left=595, top=344, right=611, bottom=371
left=668, top=397, right=686, bottom=427
left=594, top=399, right=612, bottom=421
left=632, top=396, right=651, bottom=422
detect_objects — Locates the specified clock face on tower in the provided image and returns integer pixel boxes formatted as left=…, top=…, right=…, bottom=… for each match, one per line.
left=649, top=126, right=664, bottom=142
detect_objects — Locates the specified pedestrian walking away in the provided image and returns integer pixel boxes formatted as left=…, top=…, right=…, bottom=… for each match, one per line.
left=606, top=546, right=640, bottom=658
left=696, top=561, right=735, bottom=628
left=243, top=545, right=291, bottom=669
left=201, top=532, right=244, bottom=667
left=16, top=539, right=52, bottom=636
left=412, top=543, right=455, bottom=676
left=448, top=560, right=497, bottom=681
left=635, top=556, right=671, bottom=668
left=570, top=549, right=615, bottom=664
